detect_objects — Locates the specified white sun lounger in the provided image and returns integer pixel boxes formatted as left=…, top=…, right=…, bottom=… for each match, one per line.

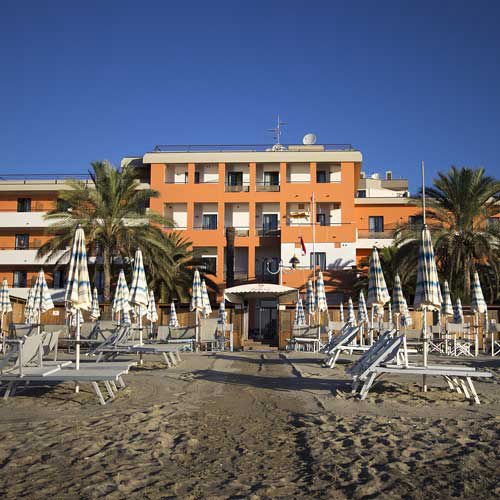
left=322, top=325, right=360, bottom=367
left=95, top=343, right=183, bottom=368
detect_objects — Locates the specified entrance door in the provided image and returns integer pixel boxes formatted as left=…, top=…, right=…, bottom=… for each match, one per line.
left=256, top=299, right=278, bottom=341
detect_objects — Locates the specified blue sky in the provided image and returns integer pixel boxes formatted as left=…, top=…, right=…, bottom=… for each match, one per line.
left=1, top=0, right=499, bottom=190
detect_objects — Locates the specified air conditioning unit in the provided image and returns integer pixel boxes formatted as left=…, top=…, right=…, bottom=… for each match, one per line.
left=385, top=171, right=393, bottom=180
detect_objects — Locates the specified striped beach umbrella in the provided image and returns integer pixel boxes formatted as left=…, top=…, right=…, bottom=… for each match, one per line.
left=90, top=288, right=100, bottom=321
left=218, top=299, right=227, bottom=325
left=295, top=297, right=306, bottom=325
left=357, top=291, right=368, bottom=324
left=113, top=269, right=131, bottom=324
left=0, top=279, right=12, bottom=335
left=339, top=301, right=344, bottom=322
left=168, top=301, right=179, bottom=328
left=471, top=271, right=487, bottom=314
left=24, top=286, right=35, bottom=324
left=305, top=280, right=315, bottom=322
left=454, top=298, right=464, bottom=324
left=392, top=275, right=405, bottom=315
left=201, top=279, right=212, bottom=318
left=347, top=297, right=356, bottom=326
left=129, top=249, right=149, bottom=344
left=146, top=290, right=158, bottom=324
left=367, top=247, right=390, bottom=316
left=190, top=269, right=203, bottom=342
left=32, top=269, right=54, bottom=321
left=316, top=271, right=328, bottom=313
left=441, top=280, right=453, bottom=317
left=64, top=226, right=92, bottom=373
left=401, top=297, right=412, bottom=327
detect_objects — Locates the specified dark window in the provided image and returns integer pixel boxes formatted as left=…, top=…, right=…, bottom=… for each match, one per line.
left=264, top=172, right=279, bottom=185
left=408, top=215, right=423, bottom=228
left=310, top=252, right=326, bottom=271
left=368, top=216, right=384, bottom=233
left=316, top=213, right=326, bottom=226
left=357, top=190, right=366, bottom=198
left=227, top=172, right=243, bottom=186
left=316, top=170, right=327, bottom=183
left=56, top=198, right=71, bottom=211
left=194, top=171, right=200, bottom=184
left=17, top=198, right=31, bottom=212
left=13, top=271, right=27, bottom=287
left=53, top=270, right=66, bottom=288
left=263, top=214, right=278, bottom=230
left=202, top=214, right=217, bottom=230
left=201, top=256, right=217, bottom=275
left=15, top=234, right=29, bottom=249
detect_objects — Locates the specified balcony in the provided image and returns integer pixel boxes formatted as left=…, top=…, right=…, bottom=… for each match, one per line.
left=358, top=229, right=395, bottom=239
left=225, top=226, right=250, bottom=237
left=193, top=224, right=218, bottom=230
left=0, top=211, right=51, bottom=228
left=255, top=226, right=281, bottom=237
left=225, top=183, right=250, bottom=193
left=224, top=269, right=249, bottom=282
left=255, top=182, right=280, bottom=192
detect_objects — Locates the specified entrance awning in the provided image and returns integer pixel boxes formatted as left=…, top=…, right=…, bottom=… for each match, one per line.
left=224, top=283, right=297, bottom=304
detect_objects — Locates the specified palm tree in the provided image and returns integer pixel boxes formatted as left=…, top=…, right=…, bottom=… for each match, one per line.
left=395, top=166, right=500, bottom=301
left=37, top=161, right=213, bottom=301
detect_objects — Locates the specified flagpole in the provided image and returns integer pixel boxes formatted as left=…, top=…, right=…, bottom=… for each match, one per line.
left=422, top=160, right=426, bottom=224
left=311, top=192, right=316, bottom=324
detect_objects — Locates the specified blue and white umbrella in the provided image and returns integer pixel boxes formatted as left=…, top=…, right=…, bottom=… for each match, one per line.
left=32, top=269, right=54, bottom=326
left=295, top=297, right=306, bottom=326
left=201, top=279, right=212, bottom=318
left=218, top=299, right=227, bottom=325
left=357, top=291, right=368, bottom=324
left=367, top=247, right=390, bottom=318
left=392, top=274, right=406, bottom=330
left=90, top=288, right=100, bottom=321
left=347, top=297, right=356, bottom=326
left=305, top=279, right=315, bottom=323
left=129, top=249, right=149, bottom=344
left=24, top=286, right=35, bottom=324
left=471, top=271, right=487, bottom=314
left=401, top=297, right=412, bottom=328
left=339, top=301, right=344, bottom=322
left=454, top=298, right=464, bottom=324
left=64, top=226, right=92, bottom=372
left=169, top=301, right=180, bottom=328
left=190, top=269, right=204, bottom=342
left=316, top=271, right=328, bottom=313
left=147, top=290, right=158, bottom=324
left=441, top=280, right=453, bottom=317
left=0, top=279, right=12, bottom=340
left=113, top=269, right=131, bottom=324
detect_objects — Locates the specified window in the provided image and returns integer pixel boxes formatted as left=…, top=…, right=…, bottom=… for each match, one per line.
left=368, top=216, right=384, bottom=233
left=316, top=170, right=327, bottom=183
left=13, top=271, right=27, bottom=287
left=15, top=234, right=29, bottom=249
left=408, top=215, right=423, bottom=228
left=228, top=172, right=243, bottom=186
left=310, top=252, right=326, bottom=271
left=201, top=256, right=217, bottom=275
left=56, top=198, right=71, bottom=211
left=357, top=190, right=366, bottom=198
left=316, top=213, right=326, bottom=226
left=53, top=270, right=66, bottom=288
left=202, top=214, right=217, bottom=230
left=194, top=171, right=200, bottom=184
left=263, top=214, right=278, bottom=230
left=264, top=172, right=279, bottom=185
left=17, top=198, right=31, bottom=212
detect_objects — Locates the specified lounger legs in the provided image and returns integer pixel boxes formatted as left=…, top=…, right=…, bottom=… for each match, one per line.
left=91, top=382, right=106, bottom=406
left=167, top=352, right=177, bottom=366
left=103, top=381, right=115, bottom=399
left=359, top=372, right=378, bottom=400
left=466, top=377, right=481, bottom=405
left=162, top=352, right=172, bottom=368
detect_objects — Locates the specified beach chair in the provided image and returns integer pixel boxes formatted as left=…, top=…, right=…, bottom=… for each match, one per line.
left=490, top=320, right=500, bottom=357
left=9, top=323, right=38, bottom=338
left=216, top=323, right=233, bottom=352
left=287, top=325, right=322, bottom=352
left=199, top=318, right=219, bottom=351
left=428, top=325, right=447, bottom=354
left=447, top=323, right=476, bottom=357
left=322, top=325, right=360, bottom=367
left=157, top=325, right=197, bottom=351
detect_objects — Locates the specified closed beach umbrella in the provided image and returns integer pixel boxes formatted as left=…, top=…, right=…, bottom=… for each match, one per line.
left=218, top=299, right=227, bottom=325
left=90, top=288, right=100, bottom=321
left=441, top=280, right=453, bottom=317
left=316, top=271, right=328, bottom=313
left=471, top=271, right=487, bottom=314
left=113, top=269, right=131, bottom=324
left=201, top=279, right=212, bottom=318
left=387, top=301, right=392, bottom=324
left=169, top=301, right=180, bottom=328
left=64, top=226, right=92, bottom=373
left=367, top=247, right=390, bottom=322
left=33, top=269, right=54, bottom=331
left=146, top=290, right=158, bottom=323
left=347, top=297, right=356, bottom=326
left=414, top=226, right=441, bottom=370
left=454, top=298, right=464, bottom=324
left=129, top=249, right=149, bottom=344
left=0, top=279, right=12, bottom=333
left=295, top=297, right=306, bottom=326
left=392, top=274, right=405, bottom=331
left=339, top=301, right=344, bottom=322
left=401, top=297, right=412, bottom=328
left=190, top=269, right=203, bottom=342
left=24, top=286, right=35, bottom=324
left=357, top=291, right=368, bottom=324
left=305, top=280, right=315, bottom=324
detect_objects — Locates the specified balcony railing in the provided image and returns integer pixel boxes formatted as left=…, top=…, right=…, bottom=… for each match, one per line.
left=164, top=180, right=188, bottom=184
left=224, top=270, right=249, bottom=281
left=358, top=229, right=395, bottom=239
left=255, top=182, right=280, bottom=192
left=255, top=226, right=281, bottom=237
left=225, top=184, right=250, bottom=192
left=225, top=226, right=250, bottom=237
left=152, top=144, right=356, bottom=152
left=0, top=244, right=42, bottom=250
left=286, top=220, right=349, bottom=227
left=193, top=224, right=218, bottom=230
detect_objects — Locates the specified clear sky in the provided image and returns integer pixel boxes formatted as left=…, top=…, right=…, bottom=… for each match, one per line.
left=1, top=0, right=499, bottom=190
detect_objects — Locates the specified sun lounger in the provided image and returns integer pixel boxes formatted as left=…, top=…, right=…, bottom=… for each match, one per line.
left=95, top=343, right=183, bottom=368
left=157, top=325, right=197, bottom=351
left=321, top=325, right=360, bottom=367
left=287, top=325, right=323, bottom=352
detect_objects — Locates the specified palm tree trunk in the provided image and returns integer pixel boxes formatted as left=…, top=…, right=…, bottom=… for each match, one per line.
left=103, top=246, right=112, bottom=302
left=464, top=259, right=471, bottom=299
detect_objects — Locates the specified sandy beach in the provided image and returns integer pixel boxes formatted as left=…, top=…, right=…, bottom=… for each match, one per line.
left=0, top=351, right=499, bottom=499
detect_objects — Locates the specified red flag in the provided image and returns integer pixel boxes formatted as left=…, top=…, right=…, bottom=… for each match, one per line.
left=300, top=237, right=306, bottom=256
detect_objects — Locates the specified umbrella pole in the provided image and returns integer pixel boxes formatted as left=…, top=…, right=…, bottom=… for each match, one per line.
left=196, top=309, right=200, bottom=350
left=75, top=309, right=80, bottom=394
left=139, top=314, right=143, bottom=346
left=422, top=307, right=428, bottom=392
left=395, top=312, right=400, bottom=335
left=370, top=307, right=374, bottom=345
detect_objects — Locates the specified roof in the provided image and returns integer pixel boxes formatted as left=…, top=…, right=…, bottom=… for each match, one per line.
left=224, top=283, right=297, bottom=304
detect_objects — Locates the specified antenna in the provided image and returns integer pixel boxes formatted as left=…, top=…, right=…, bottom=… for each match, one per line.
left=268, top=115, right=286, bottom=144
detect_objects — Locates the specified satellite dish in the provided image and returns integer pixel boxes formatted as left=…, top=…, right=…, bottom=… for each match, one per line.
left=303, top=133, right=317, bottom=145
